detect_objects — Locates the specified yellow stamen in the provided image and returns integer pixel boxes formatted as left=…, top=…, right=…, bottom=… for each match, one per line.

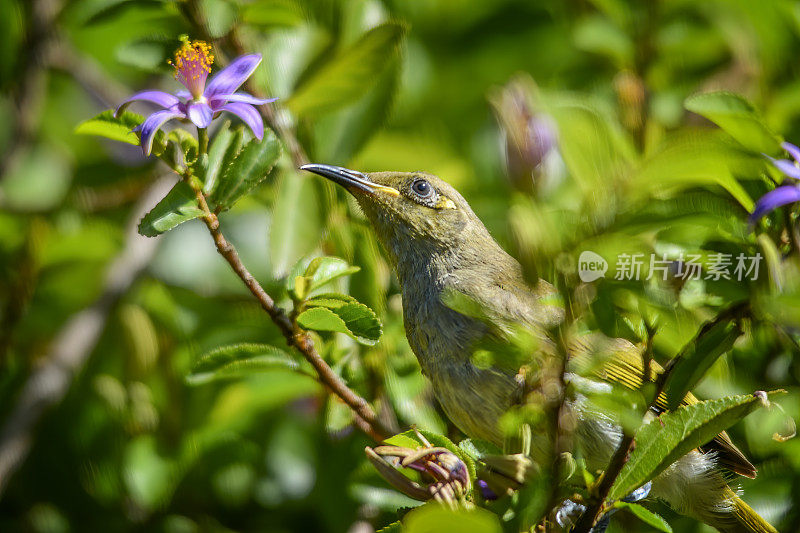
left=168, top=37, right=214, bottom=97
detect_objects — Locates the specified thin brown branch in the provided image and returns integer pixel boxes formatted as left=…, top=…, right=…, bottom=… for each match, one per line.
left=187, top=180, right=392, bottom=442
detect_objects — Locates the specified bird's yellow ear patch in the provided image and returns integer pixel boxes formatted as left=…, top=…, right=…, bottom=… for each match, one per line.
left=435, top=197, right=457, bottom=210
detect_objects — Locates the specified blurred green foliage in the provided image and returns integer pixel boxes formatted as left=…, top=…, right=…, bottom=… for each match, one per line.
left=2, top=0, right=800, bottom=532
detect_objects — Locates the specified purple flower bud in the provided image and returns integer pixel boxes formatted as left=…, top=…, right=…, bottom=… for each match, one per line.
left=477, top=479, right=498, bottom=500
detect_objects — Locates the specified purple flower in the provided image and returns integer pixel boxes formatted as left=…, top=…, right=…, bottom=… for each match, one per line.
left=750, top=142, right=800, bottom=223
left=115, top=39, right=277, bottom=156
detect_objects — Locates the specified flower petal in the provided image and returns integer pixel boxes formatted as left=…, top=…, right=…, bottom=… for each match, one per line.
left=186, top=102, right=213, bottom=128
left=204, top=54, right=262, bottom=98
left=782, top=142, right=800, bottom=164
left=218, top=102, right=264, bottom=140
left=771, top=158, right=800, bottom=180
left=115, top=90, right=180, bottom=117
left=209, top=92, right=278, bottom=107
left=749, top=185, right=800, bottom=223
left=138, top=109, right=184, bottom=156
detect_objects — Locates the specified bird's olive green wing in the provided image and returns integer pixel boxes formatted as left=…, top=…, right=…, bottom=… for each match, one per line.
left=571, top=336, right=757, bottom=479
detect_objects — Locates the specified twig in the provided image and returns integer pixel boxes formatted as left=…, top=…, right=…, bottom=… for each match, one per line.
left=179, top=9, right=390, bottom=441
left=183, top=172, right=392, bottom=442
left=0, top=176, right=172, bottom=498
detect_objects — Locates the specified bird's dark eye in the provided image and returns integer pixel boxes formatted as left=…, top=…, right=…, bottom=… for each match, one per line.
left=411, top=179, right=433, bottom=197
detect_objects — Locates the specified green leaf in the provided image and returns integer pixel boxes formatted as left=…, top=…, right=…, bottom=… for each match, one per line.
left=186, top=343, right=300, bottom=385
left=614, top=503, right=673, bottom=532
left=633, top=133, right=755, bottom=211
left=403, top=504, right=501, bottom=533
left=305, top=293, right=360, bottom=309
left=269, top=173, right=323, bottom=277
left=685, top=92, right=782, bottom=153
left=296, top=302, right=381, bottom=345
left=115, top=36, right=176, bottom=72
left=204, top=122, right=243, bottom=195
left=287, top=257, right=360, bottom=301
left=75, top=110, right=150, bottom=146
left=210, top=130, right=281, bottom=210
left=608, top=391, right=781, bottom=500
left=458, top=438, right=502, bottom=461
left=304, top=256, right=361, bottom=291
left=286, top=22, right=406, bottom=116
left=137, top=181, right=204, bottom=237
left=663, top=318, right=742, bottom=410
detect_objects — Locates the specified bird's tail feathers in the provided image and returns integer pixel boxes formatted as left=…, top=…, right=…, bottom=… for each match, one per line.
left=707, top=492, right=777, bottom=533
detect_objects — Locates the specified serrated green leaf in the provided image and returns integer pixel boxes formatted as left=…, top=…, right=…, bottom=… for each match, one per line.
left=137, top=181, right=204, bottom=237
left=663, top=318, right=742, bottom=410
left=204, top=122, right=243, bottom=195
left=296, top=302, right=381, bottom=345
left=375, top=520, right=402, bottom=533
left=286, top=22, right=406, bottom=116
left=306, top=293, right=359, bottom=309
left=685, top=92, right=782, bottom=153
left=615, top=503, right=672, bottom=532
left=608, top=392, right=781, bottom=500
left=333, top=303, right=382, bottom=344
left=75, top=110, right=148, bottom=146
left=186, top=343, right=299, bottom=385
left=210, top=130, right=281, bottom=209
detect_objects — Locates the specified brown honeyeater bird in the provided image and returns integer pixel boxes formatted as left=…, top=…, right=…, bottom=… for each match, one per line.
left=301, top=164, right=777, bottom=533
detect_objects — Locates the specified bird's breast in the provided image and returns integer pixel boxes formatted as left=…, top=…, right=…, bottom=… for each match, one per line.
left=400, top=283, right=519, bottom=445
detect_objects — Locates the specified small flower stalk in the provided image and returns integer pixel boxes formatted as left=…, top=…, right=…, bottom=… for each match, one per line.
left=115, top=37, right=277, bottom=156
left=365, top=431, right=471, bottom=507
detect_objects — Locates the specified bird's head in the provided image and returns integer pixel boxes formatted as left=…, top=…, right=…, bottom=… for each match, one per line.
left=301, top=164, right=491, bottom=266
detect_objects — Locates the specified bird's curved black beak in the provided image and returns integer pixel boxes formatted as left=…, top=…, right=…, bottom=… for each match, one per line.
left=300, top=164, right=399, bottom=197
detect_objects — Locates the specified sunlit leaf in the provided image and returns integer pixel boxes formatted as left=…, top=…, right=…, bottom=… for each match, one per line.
left=296, top=302, right=381, bottom=345
left=304, top=256, right=361, bottom=291
left=609, top=391, right=781, bottom=500
left=75, top=110, right=148, bottom=146
left=403, top=504, right=501, bottom=533
left=305, top=293, right=360, bottom=309
left=685, top=92, right=782, bottom=154
left=286, top=22, right=406, bottom=116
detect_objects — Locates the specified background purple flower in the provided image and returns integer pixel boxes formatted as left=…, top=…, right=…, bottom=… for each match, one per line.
left=115, top=39, right=277, bottom=155
left=750, top=142, right=800, bottom=224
